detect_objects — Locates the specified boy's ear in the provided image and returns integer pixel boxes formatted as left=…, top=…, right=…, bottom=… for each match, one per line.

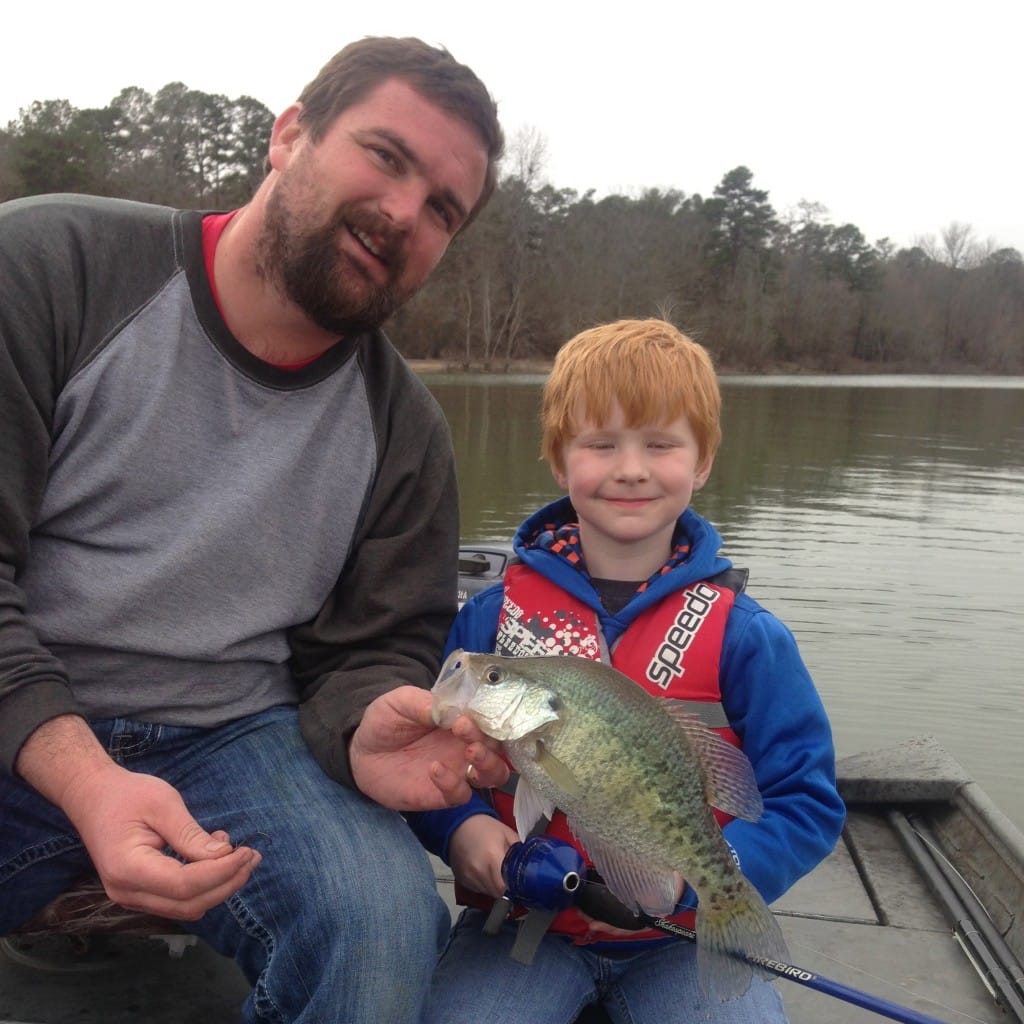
left=551, top=463, right=569, bottom=491
left=694, top=454, right=715, bottom=491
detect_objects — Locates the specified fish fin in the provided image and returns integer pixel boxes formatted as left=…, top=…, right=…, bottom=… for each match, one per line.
left=662, top=704, right=763, bottom=821
left=695, top=879, right=789, bottom=1002
left=570, top=821, right=677, bottom=916
left=534, top=740, right=583, bottom=799
left=512, top=778, right=557, bottom=842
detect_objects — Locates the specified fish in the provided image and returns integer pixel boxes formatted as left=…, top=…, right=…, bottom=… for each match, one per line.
left=431, top=648, right=790, bottom=1001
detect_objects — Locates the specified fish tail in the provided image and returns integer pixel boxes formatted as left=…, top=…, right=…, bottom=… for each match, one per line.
left=695, top=881, right=789, bottom=1002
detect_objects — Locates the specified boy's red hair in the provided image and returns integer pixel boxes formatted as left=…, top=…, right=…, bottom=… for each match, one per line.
left=541, top=319, right=721, bottom=474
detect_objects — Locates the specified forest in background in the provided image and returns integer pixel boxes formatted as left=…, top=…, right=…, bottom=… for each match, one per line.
left=3, top=89, right=1022, bottom=373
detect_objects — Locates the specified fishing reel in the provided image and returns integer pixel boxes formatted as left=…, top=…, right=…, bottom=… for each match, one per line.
left=500, top=835, right=585, bottom=911
left=484, top=835, right=644, bottom=963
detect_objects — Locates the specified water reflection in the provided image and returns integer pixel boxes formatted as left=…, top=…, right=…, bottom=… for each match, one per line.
left=427, top=375, right=1024, bottom=830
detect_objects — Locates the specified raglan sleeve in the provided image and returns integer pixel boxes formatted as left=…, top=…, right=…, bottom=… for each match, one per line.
left=0, top=201, right=82, bottom=776
left=290, top=353, right=461, bottom=788
left=716, top=598, right=847, bottom=904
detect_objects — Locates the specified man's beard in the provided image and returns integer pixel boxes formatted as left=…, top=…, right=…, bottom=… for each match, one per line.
left=258, top=191, right=410, bottom=337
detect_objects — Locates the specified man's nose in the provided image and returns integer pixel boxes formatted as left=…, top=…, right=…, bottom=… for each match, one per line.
left=378, top=179, right=427, bottom=231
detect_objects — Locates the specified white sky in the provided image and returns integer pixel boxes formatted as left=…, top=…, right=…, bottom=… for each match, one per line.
left=5, top=0, right=1022, bottom=253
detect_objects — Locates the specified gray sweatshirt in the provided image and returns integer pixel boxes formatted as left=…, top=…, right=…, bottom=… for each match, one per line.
left=0, top=194, right=458, bottom=787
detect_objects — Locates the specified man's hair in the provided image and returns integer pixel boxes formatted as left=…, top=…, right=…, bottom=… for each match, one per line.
left=296, top=36, right=504, bottom=226
left=541, top=319, right=722, bottom=473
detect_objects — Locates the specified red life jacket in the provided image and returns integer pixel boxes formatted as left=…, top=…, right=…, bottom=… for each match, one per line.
left=464, top=562, right=744, bottom=945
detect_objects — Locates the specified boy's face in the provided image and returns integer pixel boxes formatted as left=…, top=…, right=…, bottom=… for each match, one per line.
left=553, top=399, right=713, bottom=579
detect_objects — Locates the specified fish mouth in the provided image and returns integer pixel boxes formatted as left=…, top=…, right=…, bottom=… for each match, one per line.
left=431, top=650, right=476, bottom=727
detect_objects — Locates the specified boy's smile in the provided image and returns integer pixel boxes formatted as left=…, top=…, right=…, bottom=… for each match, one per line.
left=554, top=399, right=713, bottom=580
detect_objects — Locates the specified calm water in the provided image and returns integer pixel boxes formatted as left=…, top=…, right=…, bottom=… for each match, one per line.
left=426, top=374, right=1024, bottom=831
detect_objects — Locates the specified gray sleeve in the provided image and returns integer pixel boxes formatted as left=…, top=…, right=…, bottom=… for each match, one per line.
left=293, top=338, right=459, bottom=788
left=0, top=195, right=182, bottom=775
left=0, top=198, right=87, bottom=774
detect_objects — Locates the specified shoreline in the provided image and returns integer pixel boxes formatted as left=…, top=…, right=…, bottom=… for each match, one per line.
left=405, top=358, right=1017, bottom=377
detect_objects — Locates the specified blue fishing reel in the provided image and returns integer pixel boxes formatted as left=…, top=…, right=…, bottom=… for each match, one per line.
left=501, top=835, right=585, bottom=911
left=485, top=835, right=592, bottom=964
left=485, top=834, right=647, bottom=963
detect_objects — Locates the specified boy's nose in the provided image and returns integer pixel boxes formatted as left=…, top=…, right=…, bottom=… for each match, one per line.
left=614, top=448, right=650, bottom=480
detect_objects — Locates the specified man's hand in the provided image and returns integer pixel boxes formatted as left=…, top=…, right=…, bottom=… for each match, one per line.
left=350, top=686, right=509, bottom=810
left=65, top=764, right=262, bottom=920
left=17, top=716, right=261, bottom=921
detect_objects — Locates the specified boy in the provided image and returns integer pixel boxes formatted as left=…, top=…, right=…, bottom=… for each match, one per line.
left=410, top=319, right=845, bottom=1022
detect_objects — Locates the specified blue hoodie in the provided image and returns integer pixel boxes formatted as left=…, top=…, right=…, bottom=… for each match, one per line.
left=409, top=496, right=845, bottom=927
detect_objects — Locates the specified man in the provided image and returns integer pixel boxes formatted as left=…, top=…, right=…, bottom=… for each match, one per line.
left=0, top=36, right=507, bottom=1023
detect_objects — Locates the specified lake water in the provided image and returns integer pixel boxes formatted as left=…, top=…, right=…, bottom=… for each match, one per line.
left=425, top=374, right=1024, bottom=832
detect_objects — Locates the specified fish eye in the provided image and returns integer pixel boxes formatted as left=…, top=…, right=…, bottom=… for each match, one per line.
left=484, top=667, right=502, bottom=684
left=548, top=696, right=562, bottom=712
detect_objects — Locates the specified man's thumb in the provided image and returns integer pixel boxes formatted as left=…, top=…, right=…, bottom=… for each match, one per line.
left=170, top=818, right=233, bottom=862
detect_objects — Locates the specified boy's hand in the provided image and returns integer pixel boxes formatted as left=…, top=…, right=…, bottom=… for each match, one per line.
left=350, top=686, right=508, bottom=811
left=448, top=816, right=519, bottom=897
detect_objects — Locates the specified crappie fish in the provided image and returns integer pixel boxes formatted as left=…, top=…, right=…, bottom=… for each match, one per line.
left=432, top=648, right=789, bottom=1001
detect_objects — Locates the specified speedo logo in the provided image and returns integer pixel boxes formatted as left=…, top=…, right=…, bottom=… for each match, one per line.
left=646, top=583, right=720, bottom=689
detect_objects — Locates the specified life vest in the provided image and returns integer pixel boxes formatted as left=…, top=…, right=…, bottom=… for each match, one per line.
left=467, top=561, right=746, bottom=945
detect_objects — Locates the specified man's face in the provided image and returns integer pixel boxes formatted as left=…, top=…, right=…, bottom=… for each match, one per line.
left=258, top=78, right=488, bottom=336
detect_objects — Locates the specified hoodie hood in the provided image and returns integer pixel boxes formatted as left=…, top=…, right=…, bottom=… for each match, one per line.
left=511, top=496, right=733, bottom=625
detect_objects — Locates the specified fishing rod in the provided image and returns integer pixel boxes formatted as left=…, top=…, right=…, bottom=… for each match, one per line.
left=496, top=836, right=952, bottom=1024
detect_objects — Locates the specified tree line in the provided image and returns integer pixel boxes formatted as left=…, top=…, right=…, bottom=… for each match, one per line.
left=3, top=93, right=1021, bottom=373
left=0, top=86, right=273, bottom=209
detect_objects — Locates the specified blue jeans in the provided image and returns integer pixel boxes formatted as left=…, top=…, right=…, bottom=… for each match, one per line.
left=0, top=707, right=450, bottom=1023
left=424, top=909, right=789, bottom=1024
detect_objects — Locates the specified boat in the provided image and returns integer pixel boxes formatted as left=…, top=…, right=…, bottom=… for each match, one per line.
left=2, top=548, right=1022, bottom=1024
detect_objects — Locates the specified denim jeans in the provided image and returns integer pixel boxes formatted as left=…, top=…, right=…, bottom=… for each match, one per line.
left=424, top=908, right=789, bottom=1024
left=0, top=706, right=450, bottom=1023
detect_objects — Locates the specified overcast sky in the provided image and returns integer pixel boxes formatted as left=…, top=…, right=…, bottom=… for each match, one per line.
left=6, top=0, right=1022, bottom=253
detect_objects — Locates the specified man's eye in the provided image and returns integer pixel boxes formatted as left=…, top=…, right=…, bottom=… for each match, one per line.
left=429, top=198, right=453, bottom=229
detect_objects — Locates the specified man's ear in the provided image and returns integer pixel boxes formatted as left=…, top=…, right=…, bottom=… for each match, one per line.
left=267, top=103, right=305, bottom=172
